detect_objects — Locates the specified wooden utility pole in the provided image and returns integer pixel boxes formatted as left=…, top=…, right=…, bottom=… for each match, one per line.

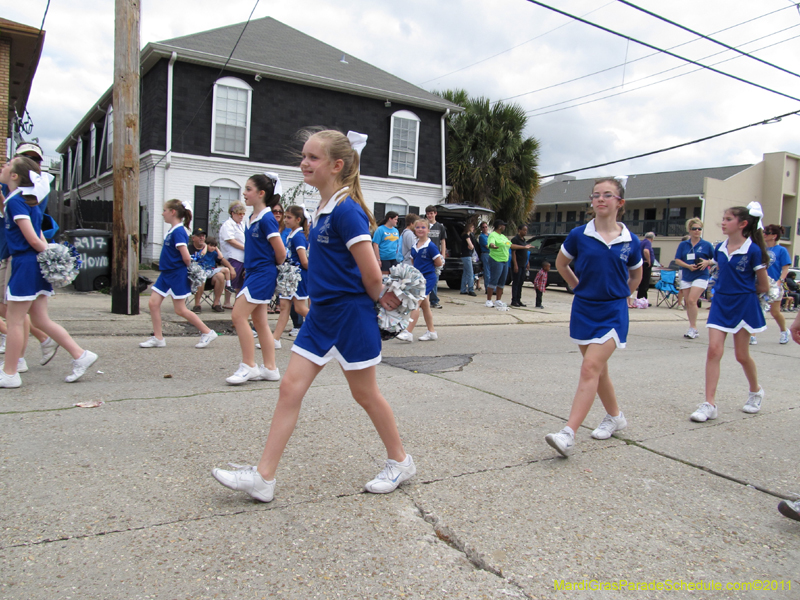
left=111, top=0, right=140, bottom=314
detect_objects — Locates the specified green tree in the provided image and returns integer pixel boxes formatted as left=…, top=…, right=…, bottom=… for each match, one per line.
left=438, top=89, right=540, bottom=229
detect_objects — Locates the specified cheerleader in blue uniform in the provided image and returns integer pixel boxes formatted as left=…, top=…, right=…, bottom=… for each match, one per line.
left=757, top=223, right=792, bottom=345
left=272, top=205, right=310, bottom=346
left=396, top=219, right=443, bottom=342
left=545, top=178, right=643, bottom=457
left=212, top=130, right=415, bottom=502
left=139, top=199, right=217, bottom=350
left=0, top=156, right=97, bottom=387
left=225, top=174, right=286, bottom=385
left=690, top=204, right=769, bottom=422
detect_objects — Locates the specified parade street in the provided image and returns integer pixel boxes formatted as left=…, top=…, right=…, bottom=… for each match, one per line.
left=1, top=284, right=798, bottom=599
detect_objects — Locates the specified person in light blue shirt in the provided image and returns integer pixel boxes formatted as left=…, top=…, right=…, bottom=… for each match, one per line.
left=372, top=211, right=400, bottom=274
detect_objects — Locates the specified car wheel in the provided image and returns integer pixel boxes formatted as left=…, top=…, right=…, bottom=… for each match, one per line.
left=446, top=278, right=461, bottom=290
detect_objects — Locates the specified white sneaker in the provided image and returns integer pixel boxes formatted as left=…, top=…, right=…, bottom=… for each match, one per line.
left=65, top=350, right=98, bottom=383
left=591, top=412, right=627, bottom=440
left=226, top=363, right=260, bottom=385
left=0, top=358, right=27, bottom=373
left=139, top=336, right=166, bottom=348
left=780, top=331, right=790, bottom=344
left=274, top=339, right=282, bottom=350
left=742, top=387, right=764, bottom=414
left=195, top=330, right=218, bottom=348
left=258, top=365, right=281, bottom=381
left=545, top=428, right=575, bottom=457
left=684, top=328, right=699, bottom=339
left=750, top=336, right=757, bottom=345
left=485, top=300, right=494, bottom=308
left=255, top=343, right=261, bottom=350
left=494, top=300, right=507, bottom=309
left=418, top=331, right=438, bottom=341
left=211, top=464, right=275, bottom=503
left=0, top=370, right=21, bottom=388
left=690, top=402, right=718, bottom=422
left=395, top=330, right=413, bottom=342
left=289, top=328, right=300, bottom=337
left=0, top=333, right=6, bottom=354
left=40, top=337, right=59, bottom=365
left=364, top=455, right=416, bottom=493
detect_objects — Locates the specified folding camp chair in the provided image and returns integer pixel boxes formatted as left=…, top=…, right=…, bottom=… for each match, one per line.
left=655, top=270, right=679, bottom=308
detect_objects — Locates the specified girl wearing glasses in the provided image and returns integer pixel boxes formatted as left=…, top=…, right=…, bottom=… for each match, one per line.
left=545, top=178, right=643, bottom=457
left=674, top=218, right=714, bottom=339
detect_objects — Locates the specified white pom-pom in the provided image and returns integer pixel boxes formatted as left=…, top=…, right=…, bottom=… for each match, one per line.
left=37, top=242, right=82, bottom=288
left=276, top=262, right=301, bottom=297
left=187, top=261, right=211, bottom=293
left=377, top=264, right=427, bottom=337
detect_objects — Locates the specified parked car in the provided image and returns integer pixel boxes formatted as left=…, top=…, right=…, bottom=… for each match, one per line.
left=435, top=203, right=495, bottom=290
left=525, top=234, right=573, bottom=293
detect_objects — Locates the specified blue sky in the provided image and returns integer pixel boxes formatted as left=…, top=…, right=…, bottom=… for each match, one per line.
left=5, top=0, right=800, bottom=179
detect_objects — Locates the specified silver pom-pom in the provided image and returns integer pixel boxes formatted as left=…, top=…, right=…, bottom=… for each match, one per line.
left=377, top=263, right=427, bottom=336
left=187, top=261, right=211, bottom=293
left=760, top=277, right=783, bottom=311
left=276, top=262, right=301, bottom=297
left=37, top=242, right=82, bottom=288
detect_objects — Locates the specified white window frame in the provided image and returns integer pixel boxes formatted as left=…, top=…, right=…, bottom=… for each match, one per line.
left=76, top=138, right=83, bottom=185
left=388, top=110, right=420, bottom=179
left=89, top=123, right=96, bottom=178
left=211, top=77, right=252, bottom=157
left=385, top=196, right=409, bottom=215
left=106, top=107, right=113, bottom=170
left=209, top=179, right=242, bottom=221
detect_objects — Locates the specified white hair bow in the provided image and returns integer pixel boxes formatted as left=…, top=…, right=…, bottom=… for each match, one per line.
left=346, top=131, right=368, bottom=157
left=746, top=201, right=764, bottom=230
left=264, top=172, right=283, bottom=196
left=18, top=171, right=54, bottom=204
left=614, top=175, right=628, bottom=190
left=182, top=201, right=192, bottom=212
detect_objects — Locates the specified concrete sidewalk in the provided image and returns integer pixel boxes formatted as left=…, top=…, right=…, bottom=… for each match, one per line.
left=1, top=280, right=797, bottom=599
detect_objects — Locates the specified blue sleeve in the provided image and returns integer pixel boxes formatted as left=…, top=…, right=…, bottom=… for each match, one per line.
left=562, top=227, right=579, bottom=259
left=779, top=246, right=791, bottom=268
left=372, top=226, right=383, bottom=245
left=675, top=241, right=688, bottom=260
left=752, top=243, right=766, bottom=270
left=173, top=227, right=189, bottom=247
left=628, top=234, right=643, bottom=267
left=430, top=244, right=441, bottom=260
left=6, top=196, right=33, bottom=227
left=334, top=198, right=371, bottom=248
left=295, top=232, right=308, bottom=251
left=261, top=212, right=280, bottom=239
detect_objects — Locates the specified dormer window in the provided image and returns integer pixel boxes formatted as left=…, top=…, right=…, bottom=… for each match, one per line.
left=211, top=77, right=252, bottom=157
left=388, top=110, right=420, bottom=179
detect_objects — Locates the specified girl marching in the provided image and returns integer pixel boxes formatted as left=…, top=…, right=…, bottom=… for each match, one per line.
left=272, top=205, right=310, bottom=347
left=212, top=130, right=414, bottom=501
left=545, top=178, right=642, bottom=456
left=690, top=204, right=769, bottom=422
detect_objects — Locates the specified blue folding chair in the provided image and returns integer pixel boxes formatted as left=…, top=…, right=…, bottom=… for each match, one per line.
left=655, top=270, right=679, bottom=308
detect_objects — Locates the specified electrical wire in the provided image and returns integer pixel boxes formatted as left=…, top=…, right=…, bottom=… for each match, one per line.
left=616, top=0, right=800, bottom=80
left=497, top=3, right=798, bottom=104
left=524, top=0, right=800, bottom=103
left=540, top=109, right=800, bottom=178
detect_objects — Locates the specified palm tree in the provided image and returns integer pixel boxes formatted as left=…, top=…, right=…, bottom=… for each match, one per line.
left=438, top=89, right=540, bottom=229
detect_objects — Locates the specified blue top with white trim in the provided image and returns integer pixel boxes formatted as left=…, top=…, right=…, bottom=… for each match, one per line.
left=4, top=190, right=42, bottom=256
left=159, top=224, right=189, bottom=271
left=713, top=238, right=765, bottom=295
left=286, top=227, right=308, bottom=269
left=560, top=220, right=643, bottom=301
left=244, top=207, right=281, bottom=272
left=308, top=193, right=372, bottom=305
left=410, top=239, right=441, bottom=280
left=675, top=238, right=715, bottom=282
left=766, top=244, right=791, bottom=281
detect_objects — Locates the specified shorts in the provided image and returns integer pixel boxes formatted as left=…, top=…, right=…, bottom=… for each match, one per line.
left=152, top=268, right=191, bottom=299
left=237, top=267, right=277, bottom=304
left=292, top=295, right=381, bottom=370
left=210, top=267, right=225, bottom=277
left=488, top=258, right=509, bottom=289
left=569, top=296, right=629, bottom=348
left=380, top=259, right=398, bottom=272
left=228, top=258, right=245, bottom=290
left=680, top=278, right=709, bottom=291
left=0, top=258, right=8, bottom=304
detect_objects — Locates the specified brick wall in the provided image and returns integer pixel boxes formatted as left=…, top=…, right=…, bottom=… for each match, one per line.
left=0, top=37, right=11, bottom=162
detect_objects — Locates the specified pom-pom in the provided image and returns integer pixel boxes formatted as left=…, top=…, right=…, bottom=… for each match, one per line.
left=37, top=242, right=82, bottom=288
left=760, top=277, right=782, bottom=311
left=276, top=262, right=301, bottom=297
left=376, top=263, right=427, bottom=339
left=187, top=260, right=211, bottom=293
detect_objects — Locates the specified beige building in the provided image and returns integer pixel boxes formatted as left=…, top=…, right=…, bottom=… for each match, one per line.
left=531, top=151, right=800, bottom=267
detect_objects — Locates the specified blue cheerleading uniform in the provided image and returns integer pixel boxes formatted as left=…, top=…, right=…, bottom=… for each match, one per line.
left=706, top=238, right=767, bottom=333
left=675, top=238, right=714, bottom=283
left=237, top=207, right=280, bottom=304
left=4, top=190, right=53, bottom=301
left=560, top=220, right=643, bottom=348
left=151, top=224, right=191, bottom=299
left=292, top=193, right=380, bottom=371
left=766, top=244, right=791, bottom=282
left=410, top=239, right=441, bottom=295
left=281, top=227, right=309, bottom=300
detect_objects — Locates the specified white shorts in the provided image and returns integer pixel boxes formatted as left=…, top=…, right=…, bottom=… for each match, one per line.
left=210, top=267, right=225, bottom=276
left=680, top=279, right=708, bottom=291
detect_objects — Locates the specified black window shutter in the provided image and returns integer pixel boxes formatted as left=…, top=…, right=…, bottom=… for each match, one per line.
left=408, top=205, right=421, bottom=217
left=194, top=186, right=210, bottom=232
left=373, top=202, right=386, bottom=222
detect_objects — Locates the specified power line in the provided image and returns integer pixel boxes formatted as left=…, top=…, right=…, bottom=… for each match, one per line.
left=526, top=29, right=800, bottom=117
left=497, top=3, right=799, bottom=104
left=616, top=0, right=800, bottom=80
left=541, top=109, right=800, bottom=178
left=524, top=0, right=800, bottom=103
left=418, top=1, right=614, bottom=86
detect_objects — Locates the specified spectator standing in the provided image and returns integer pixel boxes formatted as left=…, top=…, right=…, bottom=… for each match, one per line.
left=219, top=201, right=246, bottom=309
left=460, top=222, right=477, bottom=296
left=426, top=206, right=446, bottom=308
left=533, top=261, right=550, bottom=308
left=478, top=221, right=490, bottom=291
left=674, top=219, right=714, bottom=339
left=372, top=211, right=401, bottom=274
left=637, top=232, right=655, bottom=302
left=510, top=224, right=530, bottom=307
left=400, top=214, right=419, bottom=266
left=485, top=220, right=530, bottom=309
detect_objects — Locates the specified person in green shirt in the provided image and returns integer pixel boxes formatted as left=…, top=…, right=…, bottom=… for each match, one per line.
left=485, top=220, right=530, bottom=309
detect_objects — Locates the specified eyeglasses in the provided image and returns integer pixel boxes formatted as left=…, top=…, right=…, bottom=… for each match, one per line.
left=589, top=193, right=621, bottom=200
left=690, top=227, right=702, bottom=231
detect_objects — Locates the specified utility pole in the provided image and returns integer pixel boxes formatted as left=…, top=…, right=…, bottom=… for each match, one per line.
left=111, top=0, right=140, bottom=315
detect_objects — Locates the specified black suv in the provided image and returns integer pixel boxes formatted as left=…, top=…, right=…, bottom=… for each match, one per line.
left=433, top=203, right=495, bottom=290
left=525, top=233, right=573, bottom=293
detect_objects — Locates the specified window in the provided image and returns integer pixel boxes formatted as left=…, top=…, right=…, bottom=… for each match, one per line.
left=89, top=124, right=96, bottom=178
left=566, top=211, right=576, bottom=223
left=388, top=110, right=420, bottom=178
left=211, top=77, right=252, bottom=156
left=106, top=107, right=113, bottom=170
left=209, top=181, right=241, bottom=223
left=668, top=207, right=686, bottom=219
left=76, top=138, right=83, bottom=185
